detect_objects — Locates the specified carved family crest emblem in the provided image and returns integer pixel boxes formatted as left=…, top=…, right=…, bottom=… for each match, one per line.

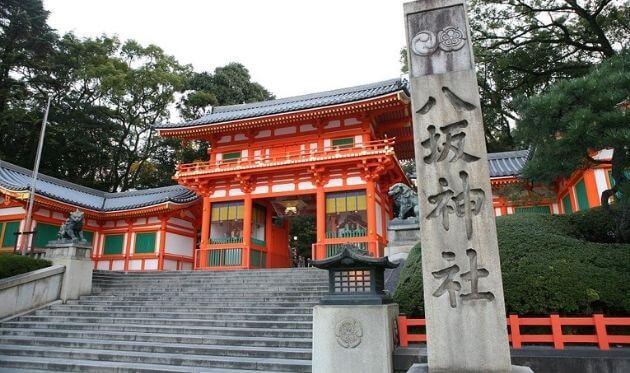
left=411, top=26, right=467, bottom=56
left=335, top=318, right=363, bottom=348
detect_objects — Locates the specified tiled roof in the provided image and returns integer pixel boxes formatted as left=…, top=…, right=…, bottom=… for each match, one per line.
left=156, top=78, right=408, bottom=129
left=0, top=160, right=198, bottom=212
left=408, top=149, right=529, bottom=179
left=487, top=149, right=530, bottom=177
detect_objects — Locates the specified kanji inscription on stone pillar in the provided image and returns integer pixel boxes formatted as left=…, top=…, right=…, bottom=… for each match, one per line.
left=404, top=0, right=512, bottom=371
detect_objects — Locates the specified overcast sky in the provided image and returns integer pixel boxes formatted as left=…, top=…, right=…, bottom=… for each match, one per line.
left=43, top=0, right=408, bottom=99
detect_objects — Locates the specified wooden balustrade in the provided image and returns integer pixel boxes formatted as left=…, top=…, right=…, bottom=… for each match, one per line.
left=397, top=315, right=630, bottom=350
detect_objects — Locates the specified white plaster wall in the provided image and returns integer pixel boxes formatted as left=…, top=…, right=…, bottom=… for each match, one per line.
left=346, top=176, right=365, bottom=186
left=135, top=218, right=147, bottom=225
left=274, top=126, right=297, bottom=136
left=181, top=262, right=193, bottom=270
left=324, top=120, right=341, bottom=129
left=169, top=217, right=193, bottom=229
left=298, top=181, right=315, bottom=190
left=255, top=130, right=271, bottom=138
left=148, top=217, right=159, bottom=224
left=229, top=188, right=244, bottom=196
left=111, top=260, right=124, bottom=271
left=144, top=259, right=158, bottom=270
left=52, top=212, right=64, bottom=220
left=494, top=207, right=502, bottom=217
left=272, top=183, right=295, bottom=192
left=116, top=220, right=127, bottom=227
left=300, top=123, right=317, bottom=132
left=507, top=207, right=514, bottom=214
left=234, top=133, right=247, bottom=141
left=218, top=135, right=231, bottom=143
left=129, top=260, right=142, bottom=271
left=163, top=260, right=177, bottom=271
left=344, top=117, right=361, bottom=126
left=354, top=135, right=363, bottom=144
left=103, top=221, right=115, bottom=228
left=552, top=203, right=560, bottom=214
left=323, top=139, right=331, bottom=147
left=35, top=208, right=50, bottom=216
left=96, top=261, right=109, bottom=270
left=212, top=189, right=227, bottom=198
left=165, top=233, right=194, bottom=257
left=326, top=178, right=343, bottom=188
left=594, top=169, right=610, bottom=197
left=253, top=185, right=270, bottom=194
left=0, top=207, right=25, bottom=216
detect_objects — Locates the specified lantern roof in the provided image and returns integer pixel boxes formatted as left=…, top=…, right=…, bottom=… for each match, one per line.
left=310, top=247, right=399, bottom=270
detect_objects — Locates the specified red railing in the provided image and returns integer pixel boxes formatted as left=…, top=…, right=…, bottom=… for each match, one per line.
left=176, top=138, right=396, bottom=177
left=398, top=315, right=630, bottom=350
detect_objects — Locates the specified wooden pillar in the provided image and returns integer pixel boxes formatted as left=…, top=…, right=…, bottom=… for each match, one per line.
left=198, top=196, right=211, bottom=269
left=265, top=202, right=273, bottom=268
left=158, top=216, right=167, bottom=271
left=315, top=185, right=326, bottom=260
left=242, top=194, right=253, bottom=269
left=583, top=169, right=602, bottom=208
left=366, top=178, right=378, bottom=256
left=124, top=220, right=133, bottom=271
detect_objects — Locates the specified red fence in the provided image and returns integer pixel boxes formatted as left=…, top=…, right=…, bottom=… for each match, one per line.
left=398, top=315, right=630, bottom=350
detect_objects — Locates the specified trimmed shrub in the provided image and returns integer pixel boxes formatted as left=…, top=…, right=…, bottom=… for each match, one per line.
left=0, top=254, right=52, bottom=279
left=394, top=213, right=630, bottom=316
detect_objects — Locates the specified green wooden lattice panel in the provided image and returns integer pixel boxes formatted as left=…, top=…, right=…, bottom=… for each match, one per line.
left=2, top=221, right=20, bottom=248
left=83, top=231, right=94, bottom=245
left=34, top=223, right=59, bottom=248
left=103, top=234, right=124, bottom=255
left=575, top=179, right=590, bottom=211
left=562, top=194, right=573, bottom=214
left=135, top=232, right=156, bottom=254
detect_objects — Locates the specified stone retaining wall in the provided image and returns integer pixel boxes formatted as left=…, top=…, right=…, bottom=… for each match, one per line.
left=0, top=265, right=65, bottom=320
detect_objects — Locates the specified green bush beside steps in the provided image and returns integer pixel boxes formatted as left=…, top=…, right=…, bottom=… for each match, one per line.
left=394, top=208, right=630, bottom=317
left=0, top=253, right=52, bottom=280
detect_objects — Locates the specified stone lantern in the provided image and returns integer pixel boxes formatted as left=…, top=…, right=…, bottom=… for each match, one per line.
left=310, top=246, right=398, bottom=305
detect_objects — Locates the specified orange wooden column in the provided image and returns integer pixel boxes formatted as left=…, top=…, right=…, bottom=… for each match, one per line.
left=583, top=169, right=602, bottom=208
left=366, top=179, right=378, bottom=256
left=264, top=201, right=273, bottom=268
left=198, top=196, right=211, bottom=269
left=242, top=194, right=253, bottom=269
left=158, top=216, right=167, bottom=271
left=315, top=185, right=326, bottom=260
left=123, top=219, right=133, bottom=271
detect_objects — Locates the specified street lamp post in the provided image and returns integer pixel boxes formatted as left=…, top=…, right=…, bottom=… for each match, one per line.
left=20, top=96, right=51, bottom=255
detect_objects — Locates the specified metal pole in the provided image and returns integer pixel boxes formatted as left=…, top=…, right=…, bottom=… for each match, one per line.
left=20, top=96, right=51, bottom=255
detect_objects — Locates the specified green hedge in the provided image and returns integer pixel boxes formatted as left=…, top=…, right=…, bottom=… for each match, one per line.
left=0, top=254, right=52, bottom=280
left=394, top=211, right=630, bottom=316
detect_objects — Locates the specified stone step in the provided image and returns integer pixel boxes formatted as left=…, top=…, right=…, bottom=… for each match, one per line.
left=18, top=315, right=312, bottom=330
left=91, top=282, right=328, bottom=289
left=0, top=335, right=312, bottom=360
left=74, top=299, right=319, bottom=308
left=0, top=344, right=312, bottom=372
left=72, top=294, right=324, bottom=302
left=61, top=303, right=315, bottom=315
left=0, top=321, right=313, bottom=338
left=0, top=354, right=271, bottom=372
left=37, top=309, right=313, bottom=321
left=0, top=328, right=313, bottom=348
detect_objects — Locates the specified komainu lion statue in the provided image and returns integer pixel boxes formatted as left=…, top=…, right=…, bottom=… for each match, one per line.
left=388, top=183, right=419, bottom=221
left=57, top=209, right=86, bottom=242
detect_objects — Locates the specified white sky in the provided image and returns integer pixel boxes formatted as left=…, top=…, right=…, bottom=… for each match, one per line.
left=43, top=0, right=408, bottom=99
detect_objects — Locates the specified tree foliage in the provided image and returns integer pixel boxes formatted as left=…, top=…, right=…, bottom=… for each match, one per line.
left=401, top=0, right=628, bottom=151
left=394, top=211, right=630, bottom=316
left=0, top=0, right=272, bottom=192
left=516, top=52, right=630, bottom=240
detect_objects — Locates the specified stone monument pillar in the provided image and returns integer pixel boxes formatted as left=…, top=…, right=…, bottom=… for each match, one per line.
left=403, top=1, right=527, bottom=372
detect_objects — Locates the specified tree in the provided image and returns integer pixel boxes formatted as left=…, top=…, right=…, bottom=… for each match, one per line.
left=471, top=0, right=629, bottom=151
left=289, top=215, right=316, bottom=259
left=515, top=52, right=630, bottom=241
left=175, top=63, right=274, bottom=163
left=400, top=0, right=629, bottom=151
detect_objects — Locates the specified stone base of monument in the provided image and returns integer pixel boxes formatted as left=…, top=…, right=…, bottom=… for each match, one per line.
left=385, top=221, right=420, bottom=262
left=312, top=304, right=398, bottom=373
left=42, top=241, right=93, bottom=302
left=407, top=363, right=534, bottom=372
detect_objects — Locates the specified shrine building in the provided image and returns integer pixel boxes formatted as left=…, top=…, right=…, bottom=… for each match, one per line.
left=0, top=78, right=614, bottom=271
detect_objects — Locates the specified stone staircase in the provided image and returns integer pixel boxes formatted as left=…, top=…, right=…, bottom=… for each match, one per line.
left=0, top=268, right=328, bottom=372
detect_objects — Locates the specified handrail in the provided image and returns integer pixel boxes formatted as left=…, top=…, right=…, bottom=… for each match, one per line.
left=397, top=315, right=630, bottom=350
left=176, top=138, right=396, bottom=176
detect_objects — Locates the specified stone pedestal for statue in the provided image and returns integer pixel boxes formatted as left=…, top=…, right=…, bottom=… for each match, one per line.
left=42, top=241, right=93, bottom=302
left=312, top=304, right=398, bottom=373
left=386, top=220, right=421, bottom=261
